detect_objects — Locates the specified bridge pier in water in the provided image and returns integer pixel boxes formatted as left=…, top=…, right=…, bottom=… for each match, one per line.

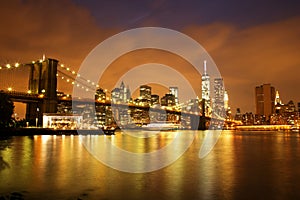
left=26, top=58, right=58, bottom=126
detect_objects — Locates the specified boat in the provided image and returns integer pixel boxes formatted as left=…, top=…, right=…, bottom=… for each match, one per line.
left=141, top=122, right=179, bottom=131
left=290, top=125, right=300, bottom=133
left=101, top=126, right=116, bottom=135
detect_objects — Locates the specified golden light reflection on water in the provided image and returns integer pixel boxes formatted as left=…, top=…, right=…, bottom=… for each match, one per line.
left=107, top=131, right=176, bottom=153
left=1, top=131, right=300, bottom=199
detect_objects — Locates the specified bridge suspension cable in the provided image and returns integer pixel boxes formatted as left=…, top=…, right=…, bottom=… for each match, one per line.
left=56, top=62, right=100, bottom=92
left=57, top=62, right=99, bottom=89
left=0, top=57, right=101, bottom=94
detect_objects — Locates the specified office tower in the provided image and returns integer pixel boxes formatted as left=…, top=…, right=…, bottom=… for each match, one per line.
left=255, top=84, right=276, bottom=117
left=201, top=60, right=210, bottom=101
left=95, top=88, right=106, bottom=101
left=224, top=90, right=229, bottom=111
left=235, top=108, right=242, bottom=121
left=119, top=81, right=131, bottom=103
left=213, top=78, right=224, bottom=105
left=275, top=90, right=282, bottom=105
left=161, top=94, right=176, bottom=107
left=213, top=78, right=225, bottom=117
left=286, top=100, right=296, bottom=113
left=169, top=87, right=179, bottom=104
left=111, top=81, right=131, bottom=103
left=151, top=94, right=160, bottom=105
left=140, top=85, right=151, bottom=100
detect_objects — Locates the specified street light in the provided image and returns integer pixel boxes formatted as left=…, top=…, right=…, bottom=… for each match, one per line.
left=36, top=107, right=40, bottom=127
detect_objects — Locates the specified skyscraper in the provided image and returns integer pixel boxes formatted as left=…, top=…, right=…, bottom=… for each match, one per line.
left=151, top=94, right=160, bottom=105
left=275, top=90, right=282, bottom=105
left=169, top=87, right=179, bottom=104
left=140, top=85, right=151, bottom=100
left=111, top=81, right=131, bottom=103
left=255, top=84, right=276, bottom=117
left=201, top=60, right=210, bottom=101
left=224, top=90, right=229, bottom=111
left=161, top=93, right=176, bottom=107
left=213, top=78, right=225, bottom=117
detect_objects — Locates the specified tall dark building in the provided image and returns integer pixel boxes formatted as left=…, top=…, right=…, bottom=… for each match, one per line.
left=161, top=94, right=176, bottom=106
left=95, top=88, right=106, bottom=101
left=151, top=94, right=160, bottom=105
left=255, top=84, right=275, bottom=117
left=140, top=85, right=151, bottom=100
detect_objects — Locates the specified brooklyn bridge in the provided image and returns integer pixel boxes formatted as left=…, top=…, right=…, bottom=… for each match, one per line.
left=0, top=57, right=238, bottom=130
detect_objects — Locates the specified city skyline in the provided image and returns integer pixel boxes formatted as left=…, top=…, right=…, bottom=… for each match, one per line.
left=0, top=0, right=300, bottom=115
left=0, top=56, right=298, bottom=120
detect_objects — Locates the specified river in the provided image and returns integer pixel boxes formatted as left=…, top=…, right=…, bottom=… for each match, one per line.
left=0, top=130, right=300, bottom=200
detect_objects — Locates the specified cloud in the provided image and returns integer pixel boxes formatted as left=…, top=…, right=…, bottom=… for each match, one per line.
left=0, top=0, right=117, bottom=92
left=0, top=0, right=120, bottom=64
left=0, top=0, right=116, bottom=117
left=1, top=0, right=300, bottom=116
left=182, top=17, right=300, bottom=112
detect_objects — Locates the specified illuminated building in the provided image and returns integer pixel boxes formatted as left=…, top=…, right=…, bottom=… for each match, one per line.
left=111, top=81, right=131, bottom=103
left=235, top=108, right=242, bottom=121
left=120, top=81, right=131, bottom=102
left=272, top=100, right=297, bottom=125
left=224, top=91, right=229, bottom=111
left=213, top=78, right=225, bottom=118
left=111, top=88, right=121, bottom=102
left=95, top=88, right=106, bottom=101
left=43, top=114, right=83, bottom=129
left=151, top=94, right=160, bottom=105
left=169, top=87, right=179, bottom=104
left=201, top=60, right=211, bottom=116
left=224, top=90, right=232, bottom=119
left=161, top=94, right=176, bottom=107
left=140, top=85, right=151, bottom=100
left=275, top=90, right=282, bottom=105
left=286, top=100, right=296, bottom=113
left=255, top=84, right=275, bottom=118
left=201, top=60, right=210, bottom=101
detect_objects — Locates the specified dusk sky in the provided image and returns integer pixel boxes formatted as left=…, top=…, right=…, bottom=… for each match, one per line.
left=1, top=0, right=300, bottom=116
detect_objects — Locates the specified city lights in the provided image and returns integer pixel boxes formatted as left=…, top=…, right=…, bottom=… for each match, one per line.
left=0, top=57, right=298, bottom=131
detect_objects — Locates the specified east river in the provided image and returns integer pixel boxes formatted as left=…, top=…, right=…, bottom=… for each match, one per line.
left=1, top=130, right=300, bottom=200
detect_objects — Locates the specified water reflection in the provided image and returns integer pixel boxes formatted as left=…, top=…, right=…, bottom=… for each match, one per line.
left=80, top=131, right=195, bottom=173
left=0, top=156, right=10, bottom=170
left=0, top=131, right=300, bottom=199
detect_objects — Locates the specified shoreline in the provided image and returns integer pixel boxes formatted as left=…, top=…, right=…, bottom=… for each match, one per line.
left=0, top=127, right=298, bottom=137
left=0, top=128, right=114, bottom=136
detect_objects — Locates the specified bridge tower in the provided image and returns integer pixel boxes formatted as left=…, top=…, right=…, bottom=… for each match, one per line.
left=26, top=58, right=58, bottom=125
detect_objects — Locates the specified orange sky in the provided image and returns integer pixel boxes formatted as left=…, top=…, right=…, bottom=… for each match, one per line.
left=0, top=0, right=300, bottom=118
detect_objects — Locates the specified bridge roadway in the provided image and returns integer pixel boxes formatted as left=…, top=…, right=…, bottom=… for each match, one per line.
left=1, top=90, right=202, bottom=116
left=1, top=90, right=236, bottom=129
